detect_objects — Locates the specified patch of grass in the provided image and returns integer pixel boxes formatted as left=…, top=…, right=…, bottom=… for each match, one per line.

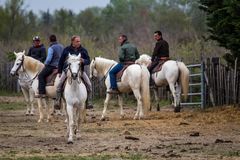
left=0, top=102, right=25, bottom=111
left=0, top=153, right=147, bottom=160
left=0, top=90, right=21, bottom=96
left=223, top=151, right=240, bottom=157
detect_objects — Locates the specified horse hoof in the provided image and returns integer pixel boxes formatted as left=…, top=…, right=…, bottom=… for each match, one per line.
left=67, top=140, right=73, bottom=144
left=100, top=117, right=105, bottom=121
left=37, top=119, right=43, bottom=123
left=174, top=107, right=181, bottom=113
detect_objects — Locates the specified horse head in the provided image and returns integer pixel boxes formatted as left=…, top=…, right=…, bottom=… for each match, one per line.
left=10, top=50, right=26, bottom=76
left=135, top=54, right=151, bottom=67
left=89, top=57, right=98, bottom=79
left=67, top=53, right=82, bottom=81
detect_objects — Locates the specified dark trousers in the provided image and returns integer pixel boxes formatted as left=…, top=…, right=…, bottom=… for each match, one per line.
left=109, top=63, right=123, bottom=89
left=38, top=65, right=56, bottom=94
left=147, top=61, right=159, bottom=74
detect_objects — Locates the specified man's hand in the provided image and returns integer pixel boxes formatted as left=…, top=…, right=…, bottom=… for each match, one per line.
left=80, top=58, right=84, bottom=64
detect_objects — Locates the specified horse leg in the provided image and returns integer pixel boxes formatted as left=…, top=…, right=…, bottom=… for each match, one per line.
left=118, top=94, right=124, bottom=119
left=175, top=82, right=181, bottom=112
left=44, top=98, right=52, bottom=122
left=132, top=89, right=143, bottom=120
left=153, top=88, right=160, bottom=111
left=37, top=98, right=44, bottom=123
left=21, top=87, right=30, bottom=115
left=28, top=89, right=35, bottom=115
left=75, top=106, right=80, bottom=135
left=169, top=83, right=180, bottom=112
left=101, top=93, right=111, bottom=121
left=66, top=104, right=74, bottom=143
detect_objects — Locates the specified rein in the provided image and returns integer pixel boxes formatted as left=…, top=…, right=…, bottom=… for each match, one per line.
left=67, top=63, right=82, bottom=85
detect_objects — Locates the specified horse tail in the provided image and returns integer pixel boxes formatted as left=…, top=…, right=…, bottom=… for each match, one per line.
left=140, top=65, right=151, bottom=113
left=178, top=62, right=189, bottom=101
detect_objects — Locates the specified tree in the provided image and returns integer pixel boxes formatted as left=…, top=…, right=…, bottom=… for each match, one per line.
left=199, top=0, right=240, bottom=68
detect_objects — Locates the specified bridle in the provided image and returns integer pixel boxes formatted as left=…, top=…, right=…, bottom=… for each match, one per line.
left=67, top=61, right=82, bottom=84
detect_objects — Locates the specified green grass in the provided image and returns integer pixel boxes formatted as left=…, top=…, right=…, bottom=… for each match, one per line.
left=0, top=102, right=25, bottom=111
left=0, top=153, right=147, bottom=160
left=0, top=90, right=21, bottom=96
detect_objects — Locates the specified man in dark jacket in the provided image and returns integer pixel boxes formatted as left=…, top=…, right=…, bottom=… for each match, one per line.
left=28, top=36, right=47, bottom=63
left=148, top=30, right=169, bottom=73
left=108, top=34, right=140, bottom=94
left=36, top=35, right=64, bottom=98
left=55, top=35, right=92, bottom=108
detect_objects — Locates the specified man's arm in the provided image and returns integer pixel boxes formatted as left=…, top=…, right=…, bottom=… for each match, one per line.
left=27, top=48, right=32, bottom=56
left=45, top=47, right=54, bottom=65
left=118, top=47, right=125, bottom=62
left=40, top=47, right=47, bottom=63
left=81, top=49, right=90, bottom=65
left=58, top=49, right=67, bottom=74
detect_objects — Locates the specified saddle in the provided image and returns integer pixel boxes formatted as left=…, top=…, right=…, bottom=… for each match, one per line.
left=46, top=69, right=58, bottom=86
left=152, top=57, right=169, bottom=73
left=116, top=61, right=135, bottom=82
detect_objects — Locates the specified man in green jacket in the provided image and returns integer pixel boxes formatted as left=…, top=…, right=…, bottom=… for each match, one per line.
left=108, top=34, right=140, bottom=94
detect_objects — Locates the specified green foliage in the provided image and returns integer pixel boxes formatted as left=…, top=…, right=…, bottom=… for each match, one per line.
left=199, top=0, right=240, bottom=68
left=6, top=51, right=15, bottom=61
left=0, top=0, right=222, bottom=63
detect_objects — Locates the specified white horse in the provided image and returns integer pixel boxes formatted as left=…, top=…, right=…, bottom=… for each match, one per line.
left=136, top=54, right=189, bottom=112
left=10, top=51, right=60, bottom=122
left=64, top=54, right=87, bottom=144
left=11, top=51, right=35, bottom=115
left=90, top=57, right=150, bottom=120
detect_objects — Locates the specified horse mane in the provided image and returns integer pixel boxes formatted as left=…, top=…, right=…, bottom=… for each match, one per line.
left=95, top=57, right=117, bottom=67
left=24, top=56, right=44, bottom=73
left=94, top=57, right=117, bottom=75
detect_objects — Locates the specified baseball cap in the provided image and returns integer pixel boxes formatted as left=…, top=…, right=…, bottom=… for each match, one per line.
left=33, top=36, right=40, bottom=41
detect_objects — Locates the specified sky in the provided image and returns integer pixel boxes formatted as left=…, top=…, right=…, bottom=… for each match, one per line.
left=0, top=0, right=110, bottom=14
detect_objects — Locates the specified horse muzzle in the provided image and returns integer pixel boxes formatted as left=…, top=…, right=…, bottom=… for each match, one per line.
left=71, top=73, right=78, bottom=80
left=10, top=71, right=16, bottom=76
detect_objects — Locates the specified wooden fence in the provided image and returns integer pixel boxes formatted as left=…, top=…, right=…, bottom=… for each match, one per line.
left=1, top=58, right=239, bottom=107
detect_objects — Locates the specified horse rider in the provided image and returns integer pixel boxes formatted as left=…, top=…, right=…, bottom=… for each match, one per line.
left=36, top=35, right=64, bottom=98
left=108, top=34, right=140, bottom=94
left=27, top=36, right=47, bottom=63
left=55, top=35, right=93, bottom=109
left=148, top=31, right=169, bottom=85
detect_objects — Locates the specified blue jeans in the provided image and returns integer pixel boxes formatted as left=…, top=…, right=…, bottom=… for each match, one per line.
left=109, top=63, right=123, bottom=89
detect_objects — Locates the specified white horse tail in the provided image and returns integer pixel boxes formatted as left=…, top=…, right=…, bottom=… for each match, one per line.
left=140, top=65, right=151, bottom=113
left=178, top=62, right=190, bottom=101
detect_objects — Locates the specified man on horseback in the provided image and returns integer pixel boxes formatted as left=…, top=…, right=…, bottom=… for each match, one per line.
left=27, top=36, right=47, bottom=63
left=108, top=34, right=140, bottom=94
left=148, top=31, right=169, bottom=86
left=55, top=35, right=93, bottom=109
left=36, top=35, right=64, bottom=98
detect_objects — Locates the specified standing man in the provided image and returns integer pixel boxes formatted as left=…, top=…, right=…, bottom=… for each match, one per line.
left=148, top=30, right=169, bottom=74
left=55, top=35, right=92, bottom=108
left=108, top=34, right=140, bottom=94
left=36, top=34, right=64, bottom=97
left=28, top=36, right=47, bottom=63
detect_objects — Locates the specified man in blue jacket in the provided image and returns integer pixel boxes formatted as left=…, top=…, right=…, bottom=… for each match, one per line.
left=55, top=35, right=92, bottom=108
left=36, top=35, right=64, bottom=97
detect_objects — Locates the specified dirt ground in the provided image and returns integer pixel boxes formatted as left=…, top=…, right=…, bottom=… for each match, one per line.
left=0, top=96, right=240, bottom=160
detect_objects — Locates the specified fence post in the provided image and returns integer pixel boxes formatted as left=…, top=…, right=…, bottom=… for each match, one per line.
left=201, top=60, right=205, bottom=109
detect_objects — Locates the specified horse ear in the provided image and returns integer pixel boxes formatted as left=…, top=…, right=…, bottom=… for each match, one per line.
left=23, top=50, right=25, bottom=55
left=14, top=51, right=17, bottom=55
left=68, top=52, right=72, bottom=57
